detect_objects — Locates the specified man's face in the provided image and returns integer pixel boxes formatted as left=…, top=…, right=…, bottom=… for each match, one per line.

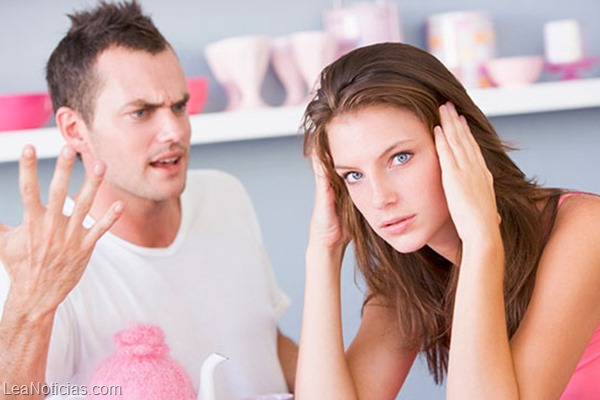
left=84, top=46, right=191, bottom=205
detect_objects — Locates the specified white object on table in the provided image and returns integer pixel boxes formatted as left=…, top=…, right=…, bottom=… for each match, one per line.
left=198, top=352, right=228, bottom=400
left=544, top=19, right=584, bottom=64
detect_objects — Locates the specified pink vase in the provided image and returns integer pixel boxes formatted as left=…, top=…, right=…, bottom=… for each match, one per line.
left=204, top=35, right=271, bottom=111
left=271, top=36, right=307, bottom=107
left=204, top=40, right=242, bottom=111
left=290, top=31, right=339, bottom=102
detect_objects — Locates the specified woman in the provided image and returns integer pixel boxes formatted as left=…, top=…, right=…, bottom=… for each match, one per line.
left=296, top=42, right=600, bottom=399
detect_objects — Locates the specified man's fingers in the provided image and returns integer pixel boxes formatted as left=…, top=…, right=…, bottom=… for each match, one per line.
left=85, top=201, right=123, bottom=248
left=47, top=146, right=77, bottom=218
left=18, top=145, right=43, bottom=219
left=68, top=161, right=106, bottom=232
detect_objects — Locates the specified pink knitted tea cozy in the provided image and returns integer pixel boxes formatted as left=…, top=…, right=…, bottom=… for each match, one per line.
left=86, top=323, right=196, bottom=400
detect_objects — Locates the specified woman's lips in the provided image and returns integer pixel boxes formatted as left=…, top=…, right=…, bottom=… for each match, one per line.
left=380, top=215, right=416, bottom=235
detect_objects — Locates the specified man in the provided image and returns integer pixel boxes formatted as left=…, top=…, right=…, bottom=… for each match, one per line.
left=0, top=1, right=297, bottom=399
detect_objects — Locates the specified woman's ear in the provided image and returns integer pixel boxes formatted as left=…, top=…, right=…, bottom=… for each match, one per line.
left=55, top=106, right=90, bottom=154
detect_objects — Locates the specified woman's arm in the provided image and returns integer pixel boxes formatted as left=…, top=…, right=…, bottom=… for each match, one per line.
left=447, top=229, right=518, bottom=399
left=434, top=102, right=515, bottom=397
left=436, top=103, right=600, bottom=399
left=297, top=246, right=417, bottom=400
left=346, top=299, right=419, bottom=399
left=449, top=196, right=600, bottom=400
left=295, top=158, right=416, bottom=399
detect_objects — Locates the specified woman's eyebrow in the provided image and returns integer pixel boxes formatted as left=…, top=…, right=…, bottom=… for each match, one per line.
left=334, top=139, right=415, bottom=170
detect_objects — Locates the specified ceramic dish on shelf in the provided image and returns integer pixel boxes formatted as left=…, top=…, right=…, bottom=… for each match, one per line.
left=484, top=55, right=545, bottom=88
left=0, top=92, right=53, bottom=132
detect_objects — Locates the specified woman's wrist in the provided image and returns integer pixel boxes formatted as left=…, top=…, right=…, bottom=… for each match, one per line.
left=460, top=229, right=505, bottom=270
left=306, top=238, right=346, bottom=261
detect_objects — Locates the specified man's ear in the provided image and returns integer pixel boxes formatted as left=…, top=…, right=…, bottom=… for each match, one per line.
left=55, top=106, right=90, bottom=154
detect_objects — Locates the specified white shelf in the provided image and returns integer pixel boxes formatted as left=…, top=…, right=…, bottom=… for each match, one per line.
left=469, top=78, right=600, bottom=116
left=1, top=78, right=599, bottom=164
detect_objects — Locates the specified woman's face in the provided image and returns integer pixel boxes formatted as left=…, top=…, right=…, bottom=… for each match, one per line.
left=327, top=105, right=459, bottom=255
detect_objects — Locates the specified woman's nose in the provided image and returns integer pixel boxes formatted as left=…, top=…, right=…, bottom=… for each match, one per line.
left=370, top=173, right=398, bottom=209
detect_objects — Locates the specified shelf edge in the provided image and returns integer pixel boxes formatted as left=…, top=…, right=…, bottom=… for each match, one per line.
left=1, top=78, right=599, bottom=164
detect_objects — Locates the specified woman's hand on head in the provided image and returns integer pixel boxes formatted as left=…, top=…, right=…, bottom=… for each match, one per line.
left=433, top=102, right=501, bottom=244
left=308, top=155, right=351, bottom=253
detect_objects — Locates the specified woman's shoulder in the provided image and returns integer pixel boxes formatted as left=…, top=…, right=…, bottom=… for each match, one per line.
left=554, top=192, right=600, bottom=234
left=542, top=191, right=600, bottom=275
left=533, top=191, right=600, bottom=325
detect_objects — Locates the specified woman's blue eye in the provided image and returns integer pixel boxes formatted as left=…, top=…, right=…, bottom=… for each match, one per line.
left=392, top=152, right=412, bottom=165
left=344, top=171, right=363, bottom=183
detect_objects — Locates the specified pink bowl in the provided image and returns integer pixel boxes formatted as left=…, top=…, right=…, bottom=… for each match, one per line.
left=485, top=56, right=545, bottom=88
left=0, top=92, right=53, bottom=132
left=186, top=77, right=209, bottom=115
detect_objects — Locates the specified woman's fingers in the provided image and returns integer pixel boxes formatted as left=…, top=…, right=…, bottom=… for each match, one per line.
left=439, top=102, right=481, bottom=169
left=311, top=155, right=335, bottom=208
left=309, top=155, right=350, bottom=247
left=311, top=156, right=334, bottom=212
left=434, top=124, right=457, bottom=171
left=438, top=103, right=466, bottom=165
left=311, top=154, right=327, bottom=178
left=18, top=145, right=43, bottom=220
left=47, top=145, right=76, bottom=218
left=459, top=114, right=488, bottom=167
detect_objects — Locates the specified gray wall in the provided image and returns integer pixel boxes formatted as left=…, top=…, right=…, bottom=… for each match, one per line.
left=1, top=1, right=599, bottom=398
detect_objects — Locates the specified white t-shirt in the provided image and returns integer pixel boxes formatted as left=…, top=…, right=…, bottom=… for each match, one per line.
left=0, top=169, right=290, bottom=400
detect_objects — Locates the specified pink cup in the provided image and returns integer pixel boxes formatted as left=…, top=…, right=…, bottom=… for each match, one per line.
left=0, top=92, right=53, bottom=132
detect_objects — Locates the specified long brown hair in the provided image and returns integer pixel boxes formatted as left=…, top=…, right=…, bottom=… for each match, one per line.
left=302, top=42, right=562, bottom=383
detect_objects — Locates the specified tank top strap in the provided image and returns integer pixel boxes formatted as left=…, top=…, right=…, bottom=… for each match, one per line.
left=557, top=191, right=598, bottom=208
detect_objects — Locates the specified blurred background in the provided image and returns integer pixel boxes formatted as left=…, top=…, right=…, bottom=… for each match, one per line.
left=1, top=1, right=599, bottom=398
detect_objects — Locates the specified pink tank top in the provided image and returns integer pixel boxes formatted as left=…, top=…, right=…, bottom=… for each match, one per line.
left=559, top=192, right=600, bottom=399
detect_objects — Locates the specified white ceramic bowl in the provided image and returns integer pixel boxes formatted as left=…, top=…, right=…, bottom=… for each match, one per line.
left=485, top=55, right=545, bottom=87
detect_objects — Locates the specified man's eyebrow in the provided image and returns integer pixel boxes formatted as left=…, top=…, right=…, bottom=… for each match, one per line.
left=124, top=99, right=163, bottom=109
left=176, top=93, right=190, bottom=104
left=123, top=93, right=190, bottom=109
